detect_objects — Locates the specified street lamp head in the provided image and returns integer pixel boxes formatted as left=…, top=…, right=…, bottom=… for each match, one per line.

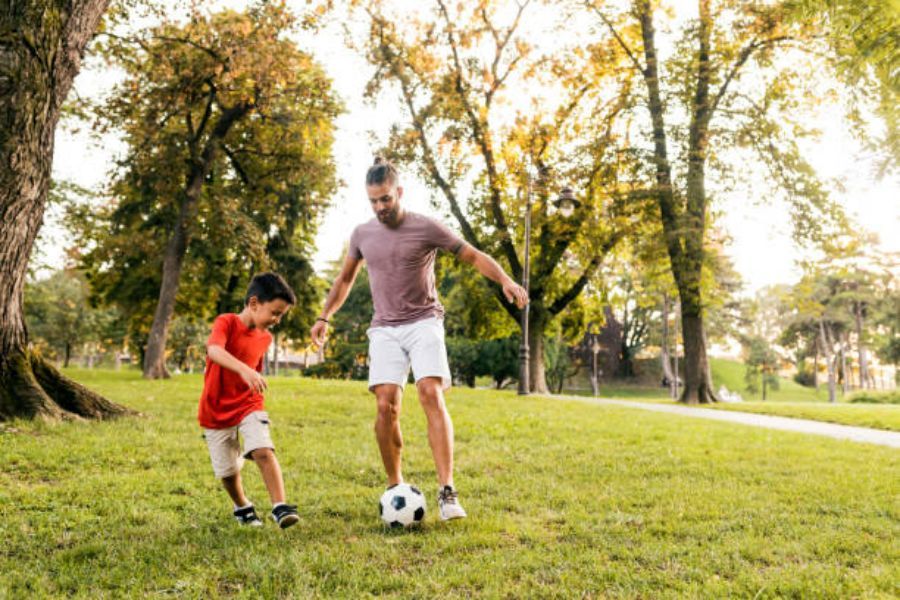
left=555, top=187, right=580, bottom=217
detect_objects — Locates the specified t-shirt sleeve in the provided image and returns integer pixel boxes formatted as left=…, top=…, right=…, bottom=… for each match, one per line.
left=427, top=218, right=465, bottom=254
left=207, top=315, right=231, bottom=347
left=348, top=226, right=364, bottom=260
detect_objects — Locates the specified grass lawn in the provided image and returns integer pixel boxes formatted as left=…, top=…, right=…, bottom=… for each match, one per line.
left=711, top=358, right=825, bottom=403
left=710, top=402, right=900, bottom=432
left=1, top=369, right=898, bottom=598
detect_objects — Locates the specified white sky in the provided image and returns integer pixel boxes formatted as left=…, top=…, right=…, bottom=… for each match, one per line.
left=44, top=0, right=899, bottom=293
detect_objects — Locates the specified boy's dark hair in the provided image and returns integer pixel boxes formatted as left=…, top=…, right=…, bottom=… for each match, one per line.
left=245, top=272, right=296, bottom=306
left=366, top=156, right=399, bottom=186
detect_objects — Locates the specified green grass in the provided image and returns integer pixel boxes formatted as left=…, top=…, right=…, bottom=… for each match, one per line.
left=1, top=369, right=898, bottom=598
left=710, top=402, right=900, bottom=432
left=711, top=358, right=825, bottom=402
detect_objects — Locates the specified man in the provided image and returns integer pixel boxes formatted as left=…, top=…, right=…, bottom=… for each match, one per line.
left=310, top=157, right=528, bottom=520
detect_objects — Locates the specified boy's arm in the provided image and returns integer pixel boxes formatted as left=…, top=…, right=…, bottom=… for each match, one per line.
left=207, top=344, right=267, bottom=393
left=457, top=244, right=529, bottom=308
left=310, top=254, right=363, bottom=347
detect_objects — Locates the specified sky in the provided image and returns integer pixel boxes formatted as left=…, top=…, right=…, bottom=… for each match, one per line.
left=44, top=0, right=899, bottom=294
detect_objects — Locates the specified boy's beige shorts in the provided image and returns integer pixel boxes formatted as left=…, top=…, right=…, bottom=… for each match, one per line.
left=203, top=410, right=274, bottom=478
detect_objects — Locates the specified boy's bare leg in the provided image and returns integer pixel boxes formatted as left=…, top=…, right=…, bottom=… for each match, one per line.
left=416, top=376, right=453, bottom=487
left=221, top=473, right=250, bottom=507
left=249, top=448, right=286, bottom=505
left=373, top=384, right=404, bottom=486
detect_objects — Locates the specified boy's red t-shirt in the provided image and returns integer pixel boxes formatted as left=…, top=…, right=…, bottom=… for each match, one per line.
left=198, top=313, right=272, bottom=429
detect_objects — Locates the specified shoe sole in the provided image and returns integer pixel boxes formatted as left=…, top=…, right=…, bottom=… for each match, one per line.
left=276, top=514, right=300, bottom=529
left=439, top=511, right=467, bottom=521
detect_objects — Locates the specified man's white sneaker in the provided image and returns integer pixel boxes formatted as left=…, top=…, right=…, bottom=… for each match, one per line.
left=437, top=485, right=467, bottom=521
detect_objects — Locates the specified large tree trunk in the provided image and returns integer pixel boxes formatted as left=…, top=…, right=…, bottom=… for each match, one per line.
left=679, top=309, right=716, bottom=404
left=528, top=307, right=549, bottom=394
left=0, top=0, right=132, bottom=421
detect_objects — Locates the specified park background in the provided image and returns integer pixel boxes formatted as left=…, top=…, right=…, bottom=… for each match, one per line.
left=2, top=0, right=899, bottom=597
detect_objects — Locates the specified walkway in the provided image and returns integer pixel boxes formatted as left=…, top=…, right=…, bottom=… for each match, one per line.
left=552, top=395, right=900, bottom=449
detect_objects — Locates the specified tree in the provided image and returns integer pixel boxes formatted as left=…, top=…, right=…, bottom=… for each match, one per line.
left=0, top=0, right=132, bottom=420
left=743, top=335, right=780, bottom=400
left=587, top=0, right=846, bottom=402
left=87, top=3, right=339, bottom=378
left=358, top=0, right=632, bottom=393
left=24, top=270, right=123, bottom=368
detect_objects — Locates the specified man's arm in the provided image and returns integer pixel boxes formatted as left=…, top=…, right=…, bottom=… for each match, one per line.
left=457, top=244, right=528, bottom=308
left=207, top=344, right=268, bottom=393
left=310, top=254, right=364, bottom=346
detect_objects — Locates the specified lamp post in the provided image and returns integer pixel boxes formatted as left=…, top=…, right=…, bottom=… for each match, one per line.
left=518, top=183, right=580, bottom=396
left=591, top=336, right=602, bottom=397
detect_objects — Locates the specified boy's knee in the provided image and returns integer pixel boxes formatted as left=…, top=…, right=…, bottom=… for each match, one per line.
left=249, top=447, right=275, bottom=462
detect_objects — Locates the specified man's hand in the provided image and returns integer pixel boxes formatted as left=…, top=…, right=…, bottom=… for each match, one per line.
left=502, top=278, right=529, bottom=308
left=241, top=366, right=268, bottom=394
left=310, top=319, right=328, bottom=348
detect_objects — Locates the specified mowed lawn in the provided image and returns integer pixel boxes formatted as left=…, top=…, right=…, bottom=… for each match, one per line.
left=1, top=370, right=898, bottom=598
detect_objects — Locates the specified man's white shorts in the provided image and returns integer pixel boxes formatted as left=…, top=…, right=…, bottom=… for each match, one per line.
left=367, top=317, right=452, bottom=390
left=203, top=410, right=274, bottom=479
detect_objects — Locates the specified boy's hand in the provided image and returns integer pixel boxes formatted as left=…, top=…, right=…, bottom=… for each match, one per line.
left=310, top=319, right=328, bottom=348
left=241, top=366, right=268, bottom=394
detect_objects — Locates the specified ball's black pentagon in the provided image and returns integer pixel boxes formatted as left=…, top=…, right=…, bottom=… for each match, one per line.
left=391, top=495, right=406, bottom=511
left=410, top=486, right=422, bottom=496
left=390, top=520, right=403, bottom=528
left=413, top=506, right=425, bottom=521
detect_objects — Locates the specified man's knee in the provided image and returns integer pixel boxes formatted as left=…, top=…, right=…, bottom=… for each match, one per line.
left=374, top=386, right=402, bottom=420
left=417, top=378, right=446, bottom=412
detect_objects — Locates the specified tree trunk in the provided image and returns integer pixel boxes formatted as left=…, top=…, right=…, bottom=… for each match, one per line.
left=64, top=342, right=71, bottom=368
left=0, top=1, right=132, bottom=421
left=679, top=309, right=716, bottom=404
left=813, top=346, right=819, bottom=390
left=819, top=321, right=836, bottom=404
left=855, top=304, right=871, bottom=389
left=661, top=294, right=676, bottom=391
left=273, top=332, right=279, bottom=376
left=839, top=333, right=849, bottom=394
left=528, top=314, right=549, bottom=394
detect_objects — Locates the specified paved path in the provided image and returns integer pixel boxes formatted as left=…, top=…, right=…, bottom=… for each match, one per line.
left=551, top=395, right=900, bottom=449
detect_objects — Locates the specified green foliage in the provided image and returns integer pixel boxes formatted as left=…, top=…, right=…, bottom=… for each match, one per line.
left=166, top=316, right=208, bottom=373
left=742, top=336, right=781, bottom=400
left=24, top=270, right=125, bottom=367
left=446, top=335, right=519, bottom=389
left=74, top=2, right=341, bottom=356
left=1, top=370, right=897, bottom=597
left=848, top=390, right=900, bottom=405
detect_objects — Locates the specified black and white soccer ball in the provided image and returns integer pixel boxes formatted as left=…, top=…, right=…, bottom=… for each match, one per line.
left=379, top=483, right=426, bottom=528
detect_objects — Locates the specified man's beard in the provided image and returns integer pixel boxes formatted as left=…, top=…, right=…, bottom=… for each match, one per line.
left=377, top=207, right=399, bottom=224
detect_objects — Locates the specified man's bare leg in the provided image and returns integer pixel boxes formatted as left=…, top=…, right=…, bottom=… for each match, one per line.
left=373, top=384, right=404, bottom=486
left=416, top=377, right=453, bottom=487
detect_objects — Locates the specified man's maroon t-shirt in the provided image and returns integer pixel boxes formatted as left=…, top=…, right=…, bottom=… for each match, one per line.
left=349, top=212, right=465, bottom=328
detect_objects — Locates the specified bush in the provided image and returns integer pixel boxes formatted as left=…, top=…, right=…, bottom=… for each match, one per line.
left=848, top=391, right=900, bottom=404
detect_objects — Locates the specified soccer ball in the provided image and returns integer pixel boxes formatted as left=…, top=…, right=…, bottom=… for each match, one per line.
left=379, top=483, right=426, bottom=528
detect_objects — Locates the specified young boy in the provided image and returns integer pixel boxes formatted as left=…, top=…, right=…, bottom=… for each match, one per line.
left=198, top=272, right=300, bottom=529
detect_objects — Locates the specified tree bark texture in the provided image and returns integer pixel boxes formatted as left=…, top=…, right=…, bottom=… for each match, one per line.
left=0, top=0, right=132, bottom=420
left=636, top=0, right=717, bottom=403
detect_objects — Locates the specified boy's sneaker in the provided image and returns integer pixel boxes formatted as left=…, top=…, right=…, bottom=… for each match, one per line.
left=271, top=504, right=300, bottom=529
left=437, top=485, right=467, bottom=521
left=233, top=505, right=263, bottom=527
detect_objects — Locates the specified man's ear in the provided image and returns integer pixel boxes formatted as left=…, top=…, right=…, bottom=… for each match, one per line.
left=246, top=296, right=259, bottom=309
left=396, top=185, right=403, bottom=200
